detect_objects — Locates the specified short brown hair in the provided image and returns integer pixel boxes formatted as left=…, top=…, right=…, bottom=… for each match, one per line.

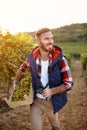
left=35, top=28, right=51, bottom=39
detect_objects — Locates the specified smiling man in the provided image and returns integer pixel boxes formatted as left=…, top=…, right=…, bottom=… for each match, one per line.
left=13, top=28, right=73, bottom=130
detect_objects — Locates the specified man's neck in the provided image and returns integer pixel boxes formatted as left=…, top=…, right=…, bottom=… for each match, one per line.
left=39, top=49, right=49, bottom=61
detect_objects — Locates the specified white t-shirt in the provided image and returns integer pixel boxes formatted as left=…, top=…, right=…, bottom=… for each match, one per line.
left=36, top=60, right=49, bottom=99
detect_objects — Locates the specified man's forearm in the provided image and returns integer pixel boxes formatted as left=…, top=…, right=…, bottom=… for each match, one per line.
left=14, top=69, right=25, bottom=84
left=51, top=84, right=67, bottom=95
left=42, top=84, right=67, bottom=98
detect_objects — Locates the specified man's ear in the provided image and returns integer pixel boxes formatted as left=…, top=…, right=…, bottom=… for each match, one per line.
left=36, top=38, right=40, bottom=44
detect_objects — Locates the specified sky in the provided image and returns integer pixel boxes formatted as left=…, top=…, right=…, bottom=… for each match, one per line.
left=0, top=0, right=87, bottom=34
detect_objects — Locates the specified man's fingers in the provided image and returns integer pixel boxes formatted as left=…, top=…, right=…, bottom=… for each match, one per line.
left=42, top=88, right=52, bottom=97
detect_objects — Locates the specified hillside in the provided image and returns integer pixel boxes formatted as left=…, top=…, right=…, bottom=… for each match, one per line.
left=28, top=23, right=87, bottom=42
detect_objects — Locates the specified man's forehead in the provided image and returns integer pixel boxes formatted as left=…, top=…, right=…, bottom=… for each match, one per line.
left=40, top=31, right=53, bottom=37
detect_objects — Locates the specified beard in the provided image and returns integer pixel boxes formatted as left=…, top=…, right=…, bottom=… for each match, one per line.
left=40, top=41, right=53, bottom=52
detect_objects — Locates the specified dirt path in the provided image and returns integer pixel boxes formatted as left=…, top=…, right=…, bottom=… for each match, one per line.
left=58, top=59, right=87, bottom=130
left=0, top=59, right=87, bottom=130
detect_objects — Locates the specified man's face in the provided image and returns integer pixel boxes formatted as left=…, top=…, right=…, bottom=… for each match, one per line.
left=38, top=31, right=54, bottom=52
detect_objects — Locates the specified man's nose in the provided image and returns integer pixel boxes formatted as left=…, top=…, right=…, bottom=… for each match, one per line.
left=49, top=38, right=53, bottom=43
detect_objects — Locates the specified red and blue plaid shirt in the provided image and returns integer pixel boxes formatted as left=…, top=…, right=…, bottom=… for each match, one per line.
left=19, top=52, right=73, bottom=90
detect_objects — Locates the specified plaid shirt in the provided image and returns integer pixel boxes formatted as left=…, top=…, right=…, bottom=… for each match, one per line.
left=19, top=53, right=73, bottom=90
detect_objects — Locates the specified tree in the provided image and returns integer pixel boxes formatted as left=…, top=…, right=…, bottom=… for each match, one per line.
left=0, top=31, right=35, bottom=100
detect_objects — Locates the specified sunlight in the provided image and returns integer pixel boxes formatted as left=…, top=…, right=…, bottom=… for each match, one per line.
left=0, top=0, right=87, bottom=34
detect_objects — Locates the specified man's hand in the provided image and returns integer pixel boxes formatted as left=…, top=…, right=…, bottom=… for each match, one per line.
left=42, top=88, right=52, bottom=98
left=7, top=83, right=16, bottom=102
left=12, top=81, right=17, bottom=91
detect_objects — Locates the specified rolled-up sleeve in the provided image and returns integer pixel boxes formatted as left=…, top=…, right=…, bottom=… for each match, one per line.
left=61, top=56, right=73, bottom=90
left=19, top=58, right=30, bottom=72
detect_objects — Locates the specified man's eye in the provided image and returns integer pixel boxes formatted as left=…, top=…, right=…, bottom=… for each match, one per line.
left=45, top=38, right=49, bottom=40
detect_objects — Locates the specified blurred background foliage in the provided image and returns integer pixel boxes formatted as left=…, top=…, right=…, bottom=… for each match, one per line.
left=0, top=29, right=35, bottom=100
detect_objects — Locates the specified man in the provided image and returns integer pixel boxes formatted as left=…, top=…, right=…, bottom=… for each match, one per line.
left=13, top=28, right=73, bottom=130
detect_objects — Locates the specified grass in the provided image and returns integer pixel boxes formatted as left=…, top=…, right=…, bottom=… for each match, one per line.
left=55, top=41, right=87, bottom=54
